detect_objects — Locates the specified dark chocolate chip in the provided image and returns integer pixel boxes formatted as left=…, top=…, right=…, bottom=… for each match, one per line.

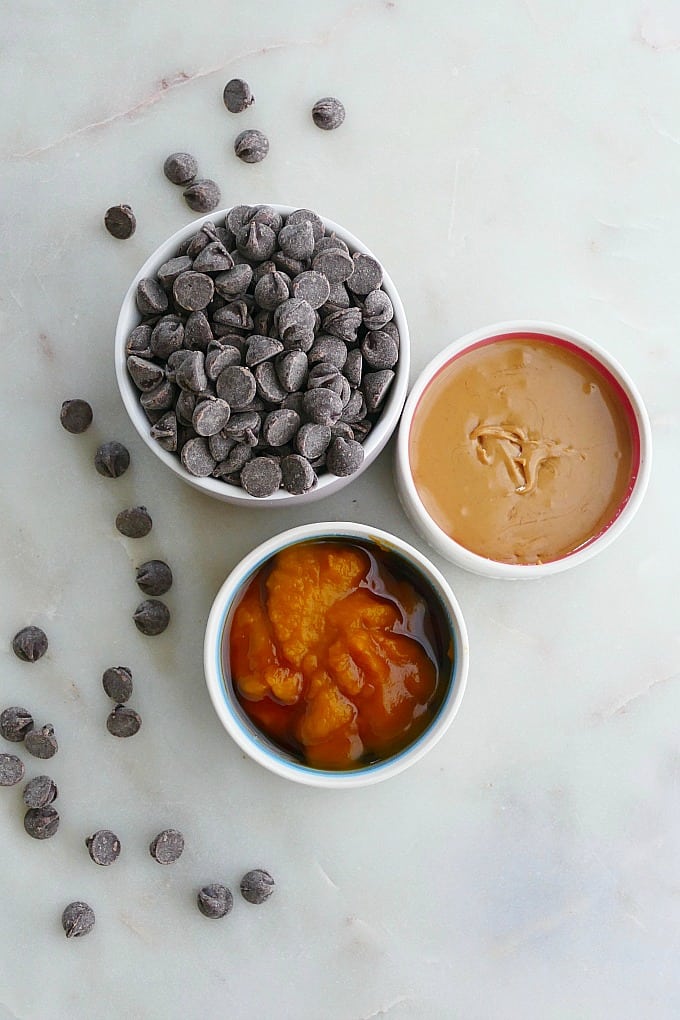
left=86, top=830, right=121, bottom=867
left=102, top=666, right=133, bottom=703
left=137, top=278, right=168, bottom=315
left=312, top=97, right=345, bottom=130
left=0, top=706, right=33, bottom=742
left=25, top=805, right=59, bottom=839
left=106, top=705, right=142, bottom=737
left=0, top=753, right=24, bottom=786
left=115, top=506, right=152, bottom=539
left=198, top=883, right=234, bottom=918
left=234, top=129, right=269, bottom=163
left=94, top=442, right=130, bottom=478
left=240, top=457, right=282, bottom=497
left=24, top=725, right=58, bottom=760
left=60, top=399, right=93, bottom=433
left=223, top=78, right=254, bottom=113
left=149, top=828, right=184, bottom=864
left=326, top=437, right=365, bottom=476
left=104, top=204, right=136, bottom=239
left=136, top=560, right=173, bottom=597
left=281, top=454, right=316, bottom=494
left=133, top=599, right=170, bottom=636
left=62, top=901, right=95, bottom=937
left=163, top=152, right=199, bottom=185
left=183, top=179, right=221, bottom=213
left=23, top=775, right=57, bottom=809
left=240, top=869, right=275, bottom=904
left=12, top=626, right=48, bottom=662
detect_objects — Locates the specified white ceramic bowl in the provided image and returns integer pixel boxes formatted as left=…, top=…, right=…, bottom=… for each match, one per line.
left=204, top=522, right=469, bottom=788
left=395, top=320, right=652, bottom=579
left=114, top=205, right=410, bottom=506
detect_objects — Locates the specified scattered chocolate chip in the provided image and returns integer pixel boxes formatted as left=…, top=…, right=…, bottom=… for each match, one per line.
left=223, top=78, right=254, bottom=113
left=24, top=805, right=59, bottom=839
left=0, top=753, right=24, bottom=786
left=86, top=829, right=121, bottom=867
left=115, top=506, right=152, bottom=539
left=133, top=600, right=170, bottom=636
left=163, top=152, right=199, bottom=185
left=183, top=179, right=221, bottom=213
left=23, top=775, right=57, bottom=809
left=102, top=666, right=133, bottom=703
left=12, top=626, right=48, bottom=663
left=24, top=725, right=58, bottom=760
left=312, top=97, right=345, bottom=130
left=234, top=129, right=269, bottom=163
left=0, top=706, right=34, bottom=742
left=149, top=828, right=184, bottom=864
left=240, top=869, right=275, bottom=904
left=104, top=204, right=136, bottom=239
left=197, top=883, right=234, bottom=918
left=135, top=560, right=173, bottom=597
left=106, top=705, right=142, bottom=738
left=62, top=901, right=95, bottom=938
left=94, top=442, right=130, bottom=478
left=60, top=399, right=93, bottom=434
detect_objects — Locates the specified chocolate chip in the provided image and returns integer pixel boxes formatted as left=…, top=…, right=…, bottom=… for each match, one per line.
left=262, top=409, right=300, bottom=447
left=106, top=705, right=142, bottom=737
left=151, top=316, right=185, bottom=358
left=312, top=246, right=354, bottom=283
left=281, top=454, right=316, bottom=494
left=198, top=883, right=234, bottom=918
left=326, top=436, right=365, bottom=476
left=213, top=442, right=252, bottom=477
left=240, top=869, right=275, bottom=904
left=236, top=221, right=277, bottom=262
left=362, top=289, right=394, bottom=330
left=140, top=379, right=177, bottom=412
left=190, top=398, right=230, bottom=437
left=164, top=152, right=198, bottom=185
left=133, top=599, right=170, bottom=636
left=291, top=270, right=331, bottom=310
left=136, top=560, right=173, bottom=597
left=86, top=830, right=121, bottom=867
left=60, top=398, right=93, bottom=434
left=312, top=97, right=345, bottom=130
left=216, top=365, right=256, bottom=409
left=25, top=806, right=59, bottom=839
left=287, top=208, right=325, bottom=242
left=150, top=411, right=178, bottom=452
left=240, top=457, right=282, bottom=497
left=276, top=350, right=308, bottom=392
left=104, top=204, right=136, bottom=239
left=173, top=272, right=215, bottom=312
left=347, top=253, right=383, bottom=295
left=361, top=330, right=399, bottom=370
left=102, top=666, right=133, bottom=703
left=62, top=901, right=95, bottom=937
left=184, top=310, right=214, bottom=351
left=223, top=77, right=254, bottom=113
left=12, top=626, right=48, bottom=662
left=362, top=369, right=395, bottom=412
left=149, top=829, right=184, bottom=864
left=94, top=442, right=130, bottom=478
left=278, top=221, right=315, bottom=261
left=206, top=343, right=242, bottom=380
left=215, top=263, right=253, bottom=299
left=296, top=423, right=332, bottom=460
left=343, top=349, right=363, bottom=387
left=157, top=256, right=194, bottom=291
left=23, top=775, right=57, bottom=809
left=24, top=724, right=58, bottom=760
left=183, top=179, right=221, bottom=213
left=322, top=307, right=362, bottom=343
left=192, top=241, right=233, bottom=274
left=175, top=391, right=197, bottom=426
left=0, top=707, right=33, bottom=742
left=340, top=388, right=366, bottom=424
left=226, top=205, right=251, bottom=233
left=127, top=356, right=164, bottom=391
left=255, top=361, right=287, bottom=404
left=302, top=387, right=343, bottom=425
left=137, top=278, right=168, bottom=315
left=115, top=506, right=152, bottom=539
left=126, top=324, right=153, bottom=359
left=176, top=351, right=208, bottom=393
left=234, top=129, right=269, bottom=163
left=245, top=335, right=283, bottom=368
left=213, top=300, right=253, bottom=332
left=0, top=753, right=24, bottom=786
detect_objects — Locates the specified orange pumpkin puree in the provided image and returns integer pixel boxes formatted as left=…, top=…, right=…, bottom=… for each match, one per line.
left=227, top=541, right=449, bottom=769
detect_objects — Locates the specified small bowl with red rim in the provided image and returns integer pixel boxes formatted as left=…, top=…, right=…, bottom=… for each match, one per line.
left=203, top=521, right=469, bottom=787
left=395, top=320, right=652, bottom=579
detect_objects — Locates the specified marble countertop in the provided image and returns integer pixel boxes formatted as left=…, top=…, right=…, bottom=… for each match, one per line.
left=1, top=2, right=678, bottom=1017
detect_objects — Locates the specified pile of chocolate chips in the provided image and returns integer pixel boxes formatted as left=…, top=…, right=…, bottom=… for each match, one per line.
left=126, top=205, right=399, bottom=496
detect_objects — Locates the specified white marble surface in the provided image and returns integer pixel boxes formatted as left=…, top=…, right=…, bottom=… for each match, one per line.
left=1, top=2, right=679, bottom=1017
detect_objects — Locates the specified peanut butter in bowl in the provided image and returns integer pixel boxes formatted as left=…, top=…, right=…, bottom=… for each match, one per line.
left=396, top=323, right=651, bottom=578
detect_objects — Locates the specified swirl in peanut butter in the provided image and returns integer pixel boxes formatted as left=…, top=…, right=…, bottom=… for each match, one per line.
left=409, top=338, right=634, bottom=564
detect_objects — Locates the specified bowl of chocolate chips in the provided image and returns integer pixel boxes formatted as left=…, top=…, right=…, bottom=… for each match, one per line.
left=115, top=205, right=409, bottom=504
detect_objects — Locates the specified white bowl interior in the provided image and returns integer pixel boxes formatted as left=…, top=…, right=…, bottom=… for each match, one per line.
left=203, top=522, right=469, bottom=788
left=115, top=206, right=410, bottom=506
left=395, top=320, right=652, bottom=579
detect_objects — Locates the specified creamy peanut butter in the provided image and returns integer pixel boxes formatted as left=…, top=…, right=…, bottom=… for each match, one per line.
left=409, top=336, right=636, bottom=564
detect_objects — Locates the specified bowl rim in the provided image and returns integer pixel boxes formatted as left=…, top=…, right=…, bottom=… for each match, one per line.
left=114, top=204, right=410, bottom=506
left=203, top=521, right=470, bottom=788
left=395, top=319, right=653, bottom=579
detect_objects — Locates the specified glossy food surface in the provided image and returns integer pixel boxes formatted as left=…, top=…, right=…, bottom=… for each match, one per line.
left=225, top=541, right=451, bottom=769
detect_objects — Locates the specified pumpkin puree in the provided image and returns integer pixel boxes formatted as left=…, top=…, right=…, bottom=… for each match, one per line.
left=228, top=542, right=445, bottom=769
